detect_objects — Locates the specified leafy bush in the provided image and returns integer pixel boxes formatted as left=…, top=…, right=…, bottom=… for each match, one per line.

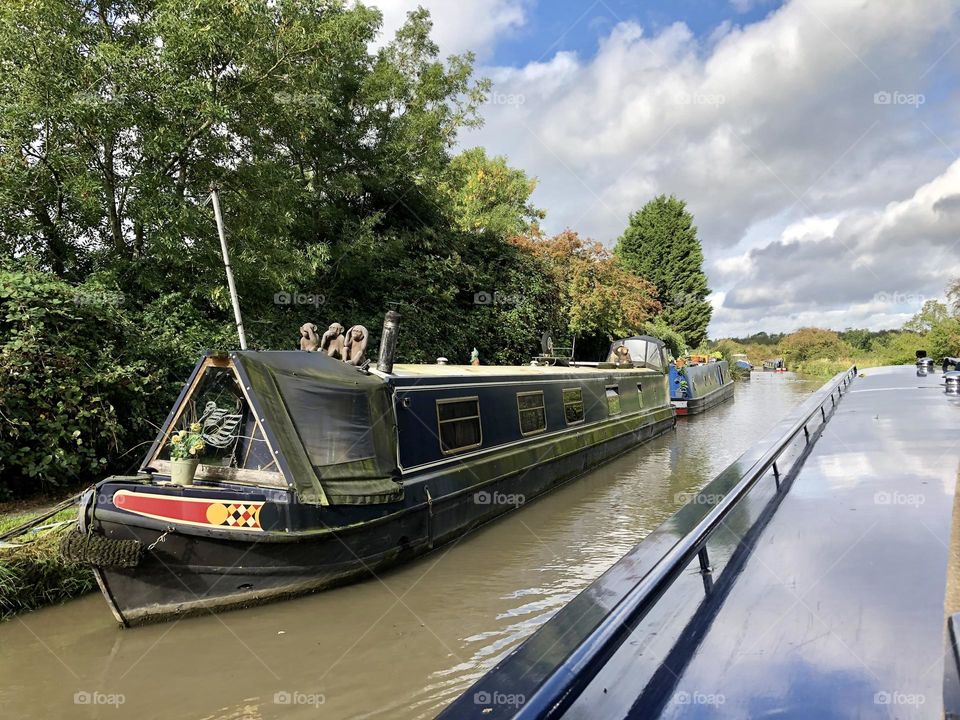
left=0, top=263, right=163, bottom=498
left=779, top=328, right=849, bottom=366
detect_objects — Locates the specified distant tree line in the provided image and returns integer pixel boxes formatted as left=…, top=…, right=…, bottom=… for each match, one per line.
left=712, top=280, right=960, bottom=378
left=0, top=1, right=711, bottom=498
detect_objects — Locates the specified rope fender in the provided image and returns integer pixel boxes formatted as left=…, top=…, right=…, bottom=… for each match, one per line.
left=59, top=528, right=143, bottom=568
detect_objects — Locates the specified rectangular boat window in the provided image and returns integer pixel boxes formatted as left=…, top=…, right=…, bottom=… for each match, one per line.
left=637, top=382, right=643, bottom=408
left=606, top=385, right=621, bottom=415
left=562, top=388, right=584, bottom=425
left=517, top=391, right=547, bottom=436
left=437, top=397, right=482, bottom=454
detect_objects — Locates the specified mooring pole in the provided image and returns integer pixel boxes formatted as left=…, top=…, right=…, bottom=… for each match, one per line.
left=210, top=186, right=248, bottom=350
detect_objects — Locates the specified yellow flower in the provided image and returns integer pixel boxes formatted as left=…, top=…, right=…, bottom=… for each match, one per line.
left=171, top=435, right=183, bottom=444
left=190, top=422, right=201, bottom=432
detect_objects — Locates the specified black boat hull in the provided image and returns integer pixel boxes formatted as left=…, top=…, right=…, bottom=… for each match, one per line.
left=93, top=409, right=675, bottom=626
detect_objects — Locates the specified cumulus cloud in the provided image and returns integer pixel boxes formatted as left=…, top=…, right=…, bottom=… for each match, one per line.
left=455, top=0, right=959, bottom=336
left=712, top=158, right=960, bottom=335
left=370, top=0, right=528, bottom=59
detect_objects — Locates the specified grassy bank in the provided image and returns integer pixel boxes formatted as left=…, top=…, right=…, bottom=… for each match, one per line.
left=792, top=357, right=869, bottom=379
left=0, top=504, right=95, bottom=620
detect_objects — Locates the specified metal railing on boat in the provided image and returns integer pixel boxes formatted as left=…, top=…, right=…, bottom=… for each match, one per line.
left=456, top=365, right=858, bottom=720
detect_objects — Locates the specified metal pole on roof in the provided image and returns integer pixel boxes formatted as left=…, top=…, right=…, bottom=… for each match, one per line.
left=209, top=185, right=248, bottom=350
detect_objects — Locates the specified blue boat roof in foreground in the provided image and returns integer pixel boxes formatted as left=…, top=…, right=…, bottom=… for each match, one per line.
left=439, top=366, right=959, bottom=718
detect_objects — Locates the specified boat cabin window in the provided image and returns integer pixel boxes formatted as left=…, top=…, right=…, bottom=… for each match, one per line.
left=437, top=397, right=482, bottom=454
left=153, top=363, right=279, bottom=481
left=562, top=388, right=584, bottom=425
left=606, top=385, right=621, bottom=415
left=517, top=391, right=547, bottom=436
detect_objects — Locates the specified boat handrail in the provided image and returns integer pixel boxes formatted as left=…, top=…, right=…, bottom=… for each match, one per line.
left=506, top=364, right=859, bottom=719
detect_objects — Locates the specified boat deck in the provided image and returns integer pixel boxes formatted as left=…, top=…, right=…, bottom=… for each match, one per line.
left=637, top=366, right=958, bottom=718
left=440, top=366, right=960, bottom=718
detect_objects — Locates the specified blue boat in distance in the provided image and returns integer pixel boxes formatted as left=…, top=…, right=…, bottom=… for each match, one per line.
left=668, top=358, right=734, bottom=415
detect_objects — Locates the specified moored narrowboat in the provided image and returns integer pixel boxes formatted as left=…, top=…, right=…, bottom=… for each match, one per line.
left=762, top=357, right=786, bottom=372
left=63, top=321, right=676, bottom=626
left=668, top=358, right=735, bottom=415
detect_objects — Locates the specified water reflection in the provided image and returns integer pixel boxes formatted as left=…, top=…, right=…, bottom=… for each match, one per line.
left=0, top=374, right=819, bottom=720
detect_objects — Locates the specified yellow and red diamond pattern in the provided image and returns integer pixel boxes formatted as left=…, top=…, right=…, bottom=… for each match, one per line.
left=205, top=502, right=262, bottom=529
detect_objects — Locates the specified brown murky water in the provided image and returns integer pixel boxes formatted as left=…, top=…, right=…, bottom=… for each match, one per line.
left=0, top=373, right=819, bottom=720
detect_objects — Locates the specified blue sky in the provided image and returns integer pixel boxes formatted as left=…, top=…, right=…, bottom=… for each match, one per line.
left=375, top=0, right=960, bottom=337
left=490, top=0, right=785, bottom=67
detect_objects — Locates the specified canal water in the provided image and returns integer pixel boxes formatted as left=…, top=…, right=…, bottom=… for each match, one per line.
left=0, top=373, right=820, bottom=720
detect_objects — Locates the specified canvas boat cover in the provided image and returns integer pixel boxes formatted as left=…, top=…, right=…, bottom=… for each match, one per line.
left=233, top=351, right=401, bottom=506
left=606, top=336, right=668, bottom=372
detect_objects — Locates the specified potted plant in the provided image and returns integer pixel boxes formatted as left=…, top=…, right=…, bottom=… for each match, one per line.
left=169, top=423, right=205, bottom=486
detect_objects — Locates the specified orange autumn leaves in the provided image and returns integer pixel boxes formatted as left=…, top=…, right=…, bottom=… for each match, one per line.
left=511, top=230, right=661, bottom=339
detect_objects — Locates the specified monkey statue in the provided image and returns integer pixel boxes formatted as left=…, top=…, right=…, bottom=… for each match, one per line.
left=608, top=344, right=633, bottom=367
left=299, top=323, right=320, bottom=352
left=343, top=325, right=369, bottom=366
left=320, top=322, right=345, bottom=359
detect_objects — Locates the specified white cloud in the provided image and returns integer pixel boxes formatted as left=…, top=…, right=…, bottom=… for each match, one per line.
left=369, top=0, right=528, bottom=58
left=455, top=0, right=959, bottom=336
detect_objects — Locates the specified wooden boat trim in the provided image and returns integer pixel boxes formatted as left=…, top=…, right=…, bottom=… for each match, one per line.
left=150, top=460, right=286, bottom=487
left=145, top=356, right=285, bottom=488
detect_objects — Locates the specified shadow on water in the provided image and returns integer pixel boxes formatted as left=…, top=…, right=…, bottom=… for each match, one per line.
left=0, top=373, right=819, bottom=720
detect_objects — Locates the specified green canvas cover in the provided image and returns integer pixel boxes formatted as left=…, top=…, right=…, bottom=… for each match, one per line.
left=233, top=351, right=401, bottom=506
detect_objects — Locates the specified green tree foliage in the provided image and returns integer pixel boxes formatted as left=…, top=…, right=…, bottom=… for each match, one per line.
left=439, top=147, right=544, bottom=235
left=905, top=294, right=960, bottom=360
left=614, top=194, right=712, bottom=346
left=0, top=0, right=487, bottom=333
left=778, top=327, right=848, bottom=366
left=0, top=263, right=164, bottom=496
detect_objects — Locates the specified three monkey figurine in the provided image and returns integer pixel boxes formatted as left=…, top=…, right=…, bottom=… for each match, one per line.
left=299, top=322, right=368, bottom=366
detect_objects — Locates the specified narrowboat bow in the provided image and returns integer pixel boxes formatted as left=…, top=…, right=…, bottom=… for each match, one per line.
left=64, top=325, right=676, bottom=625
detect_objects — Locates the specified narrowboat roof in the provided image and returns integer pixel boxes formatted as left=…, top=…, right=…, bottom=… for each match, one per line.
left=384, top=363, right=664, bottom=379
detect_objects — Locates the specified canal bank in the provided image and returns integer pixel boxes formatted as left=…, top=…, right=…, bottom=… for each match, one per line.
left=0, top=374, right=820, bottom=719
